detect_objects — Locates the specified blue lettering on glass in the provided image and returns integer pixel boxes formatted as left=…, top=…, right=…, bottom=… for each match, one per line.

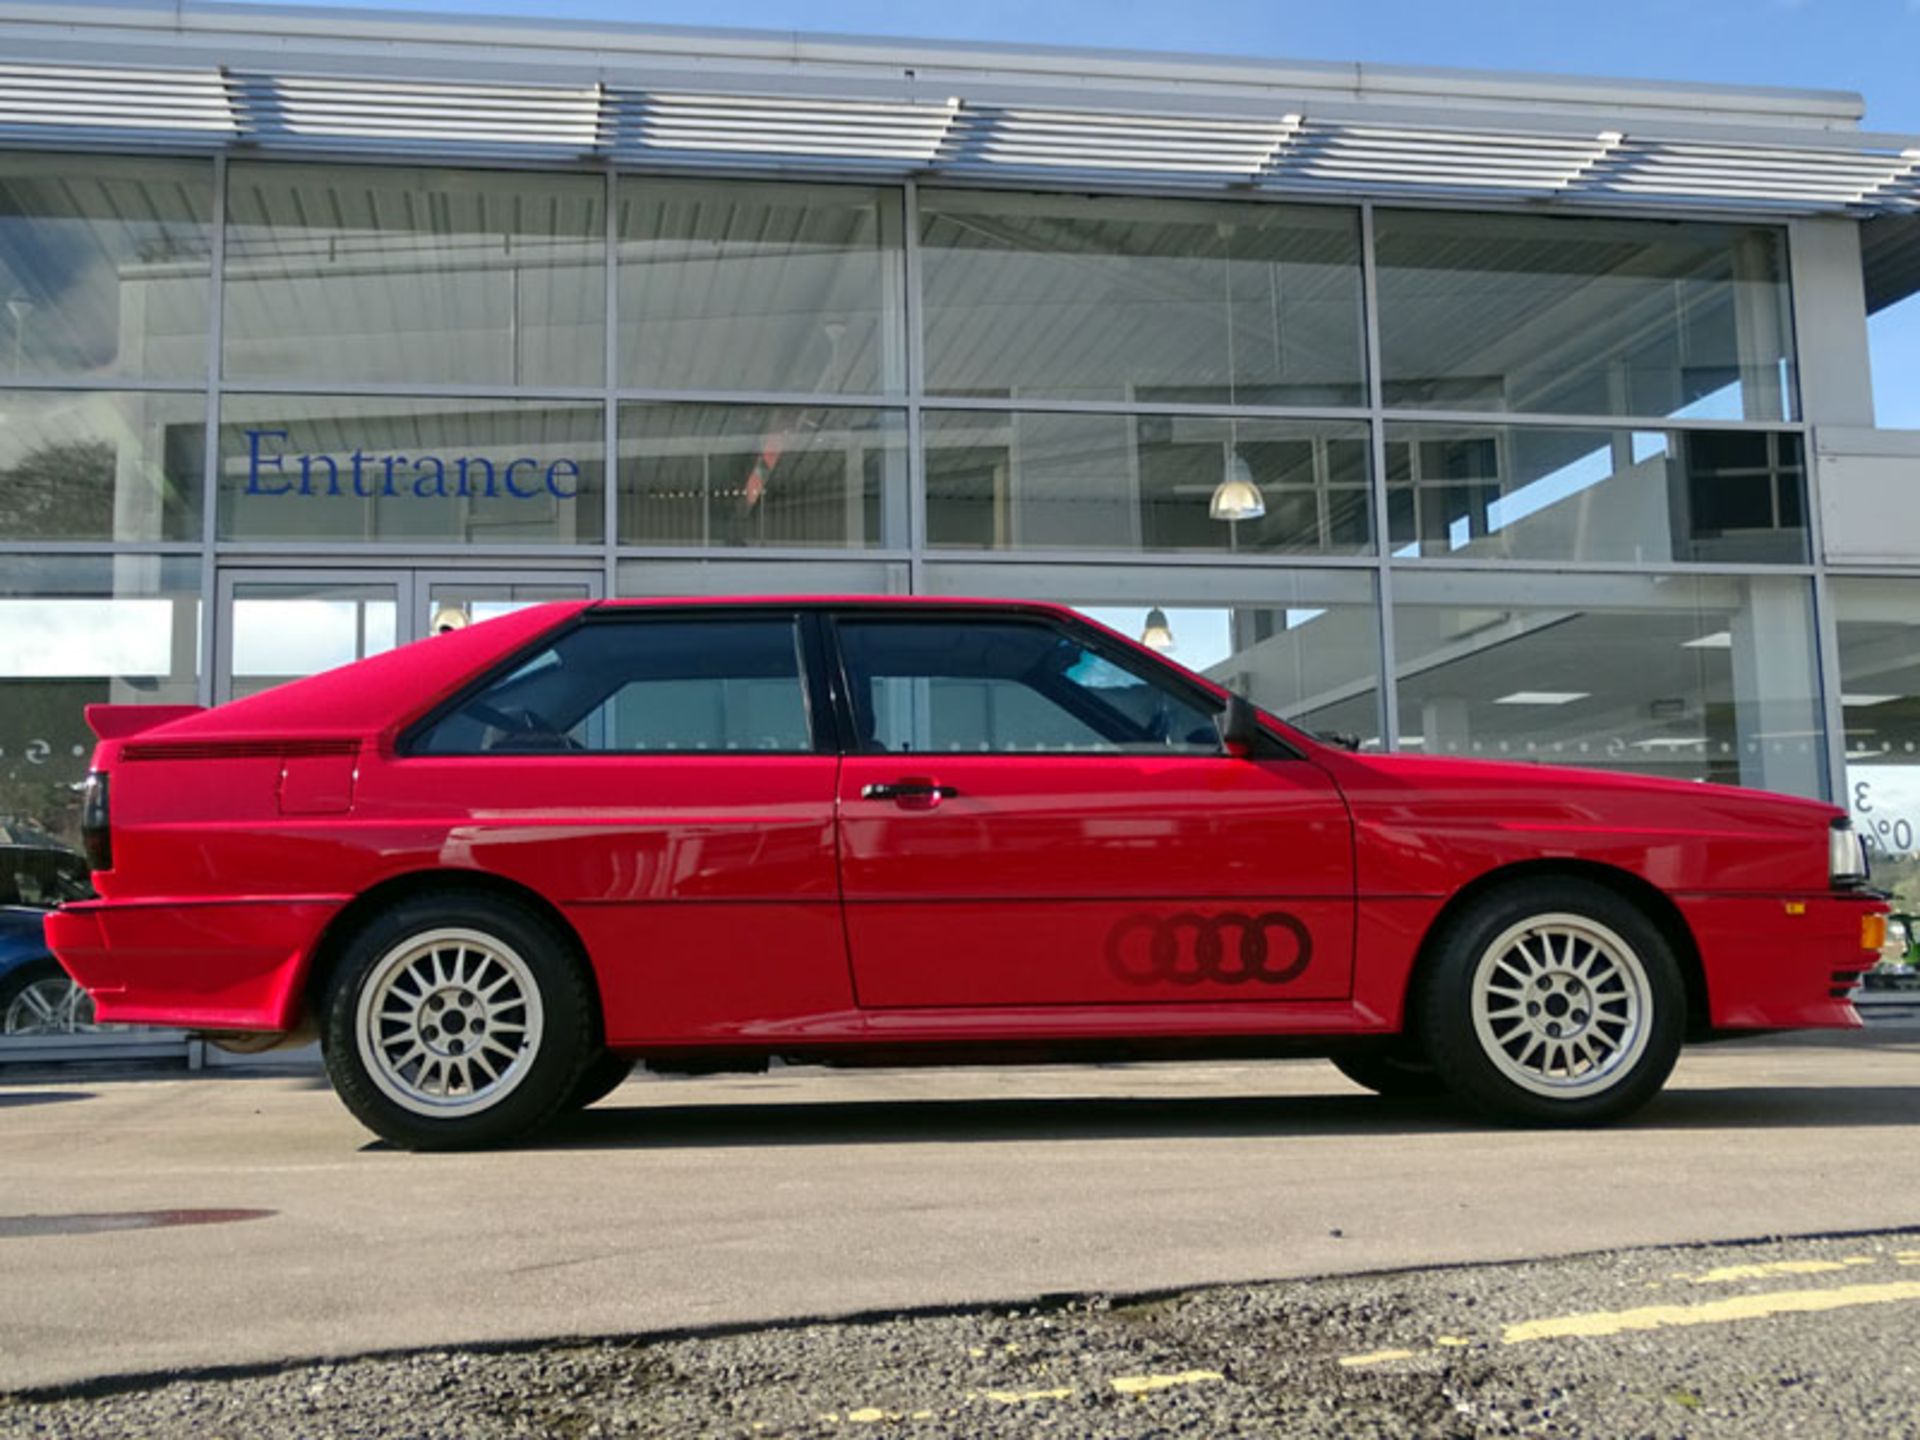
left=242, top=430, right=580, bottom=503
left=245, top=429, right=293, bottom=496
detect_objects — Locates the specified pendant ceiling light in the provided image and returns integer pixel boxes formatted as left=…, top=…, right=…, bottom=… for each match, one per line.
left=1209, top=231, right=1264, bottom=524
left=1210, top=452, right=1266, bottom=522
left=1141, top=607, right=1175, bottom=652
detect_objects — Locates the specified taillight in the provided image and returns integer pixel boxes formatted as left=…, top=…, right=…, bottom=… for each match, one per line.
left=80, top=771, right=111, bottom=872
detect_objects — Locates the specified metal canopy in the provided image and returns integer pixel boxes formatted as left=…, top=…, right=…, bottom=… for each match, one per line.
left=0, top=32, right=1915, bottom=215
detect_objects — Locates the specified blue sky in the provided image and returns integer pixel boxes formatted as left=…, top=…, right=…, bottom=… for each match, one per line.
left=228, top=0, right=1919, bottom=426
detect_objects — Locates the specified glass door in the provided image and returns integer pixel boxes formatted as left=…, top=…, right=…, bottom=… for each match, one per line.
left=217, top=570, right=403, bottom=704
left=216, top=569, right=603, bottom=703
left=415, top=570, right=601, bottom=641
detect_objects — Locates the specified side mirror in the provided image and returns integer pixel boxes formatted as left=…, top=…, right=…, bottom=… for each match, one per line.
left=1216, top=692, right=1260, bottom=759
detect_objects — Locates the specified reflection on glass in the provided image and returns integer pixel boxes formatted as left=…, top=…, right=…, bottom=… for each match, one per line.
left=218, top=395, right=604, bottom=545
left=0, top=390, right=204, bottom=542
left=0, top=152, right=212, bottom=381
left=1385, top=423, right=1806, bottom=564
left=922, top=562, right=1381, bottom=747
left=926, top=411, right=1370, bottom=555
left=223, top=163, right=604, bottom=387
left=1832, top=578, right=1920, bottom=911
left=618, top=405, right=906, bottom=549
left=1376, top=210, right=1796, bottom=421
left=617, top=558, right=910, bottom=596
left=0, top=556, right=200, bottom=854
left=230, top=582, right=397, bottom=698
left=424, top=581, right=593, bottom=637
left=1392, top=571, right=1823, bottom=796
left=920, top=190, right=1365, bottom=405
left=618, top=179, right=904, bottom=395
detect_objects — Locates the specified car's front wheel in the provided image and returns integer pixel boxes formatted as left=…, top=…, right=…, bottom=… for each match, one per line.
left=1421, top=879, right=1684, bottom=1126
left=321, top=893, right=593, bottom=1150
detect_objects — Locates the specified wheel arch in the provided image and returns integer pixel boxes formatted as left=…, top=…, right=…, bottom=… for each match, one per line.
left=300, top=870, right=604, bottom=1045
left=1404, top=859, right=1710, bottom=1042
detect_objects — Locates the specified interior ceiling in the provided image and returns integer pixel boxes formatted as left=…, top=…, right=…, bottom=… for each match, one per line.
left=1863, top=213, right=1920, bottom=314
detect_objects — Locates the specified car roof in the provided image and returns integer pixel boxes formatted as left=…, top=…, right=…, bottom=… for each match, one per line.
left=590, top=595, right=1076, bottom=613
left=108, top=596, right=1141, bottom=747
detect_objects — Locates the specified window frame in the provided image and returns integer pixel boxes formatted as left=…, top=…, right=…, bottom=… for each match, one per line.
left=819, top=604, right=1302, bottom=761
left=396, top=606, right=835, bottom=758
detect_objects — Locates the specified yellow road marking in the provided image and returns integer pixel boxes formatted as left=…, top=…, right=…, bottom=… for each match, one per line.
left=1110, top=1370, right=1223, bottom=1395
left=1504, top=1281, right=1920, bottom=1344
left=979, top=1386, right=1074, bottom=1404
left=1682, top=1259, right=1856, bottom=1284
left=1339, top=1349, right=1418, bottom=1368
left=1897, top=1251, right=1920, bottom=1266
left=1434, top=1335, right=1471, bottom=1348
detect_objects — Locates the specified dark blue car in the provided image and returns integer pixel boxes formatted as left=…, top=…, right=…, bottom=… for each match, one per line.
left=0, top=831, right=97, bottom=1036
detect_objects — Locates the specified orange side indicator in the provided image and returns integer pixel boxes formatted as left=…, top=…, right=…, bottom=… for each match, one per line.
left=1784, top=902, right=1807, bottom=916
left=1863, top=913, right=1889, bottom=952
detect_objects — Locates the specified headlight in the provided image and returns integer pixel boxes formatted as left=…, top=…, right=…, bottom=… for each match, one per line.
left=1830, top=819, right=1870, bottom=889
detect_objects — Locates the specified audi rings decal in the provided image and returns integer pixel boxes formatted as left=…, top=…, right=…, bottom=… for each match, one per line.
left=1106, top=911, right=1314, bottom=987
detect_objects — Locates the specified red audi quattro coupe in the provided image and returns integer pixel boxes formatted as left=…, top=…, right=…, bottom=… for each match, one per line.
left=47, top=597, right=1884, bottom=1149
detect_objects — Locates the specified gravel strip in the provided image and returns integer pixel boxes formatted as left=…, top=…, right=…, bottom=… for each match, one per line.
left=7, top=1228, right=1920, bottom=1438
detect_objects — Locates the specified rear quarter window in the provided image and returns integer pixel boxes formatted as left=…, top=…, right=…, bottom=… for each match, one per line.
left=409, top=616, right=812, bottom=755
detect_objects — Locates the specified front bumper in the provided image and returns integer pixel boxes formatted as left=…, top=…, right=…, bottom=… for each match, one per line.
left=46, top=897, right=345, bottom=1032
left=1677, top=890, right=1888, bottom=1031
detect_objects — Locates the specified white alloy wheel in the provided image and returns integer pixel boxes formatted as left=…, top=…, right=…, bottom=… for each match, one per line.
left=3, top=974, right=97, bottom=1034
left=1468, top=912, right=1653, bottom=1100
left=354, top=927, right=546, bottom=1119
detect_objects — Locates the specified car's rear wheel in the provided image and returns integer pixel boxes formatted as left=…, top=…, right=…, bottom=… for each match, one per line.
left=1, top=960, right=99, bottom=1035
left=1330, top=1048, right=1442, bottom=1099
left=321, top=894, right=592, bottom=1150
left=1421, top=879, right=1684, bottom=1126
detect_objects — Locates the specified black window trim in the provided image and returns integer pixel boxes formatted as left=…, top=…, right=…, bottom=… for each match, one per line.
left=396, top=605, right=835, bottom=759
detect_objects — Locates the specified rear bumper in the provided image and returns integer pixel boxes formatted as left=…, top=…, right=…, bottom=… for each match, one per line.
left=1678, top=891, right=1887, bottom=1031
left=45, top=898, right=346, bottom=1032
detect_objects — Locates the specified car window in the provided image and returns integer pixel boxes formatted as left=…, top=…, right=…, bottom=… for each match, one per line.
left=411, top=617, right=813, bottom=755
left=835, top=617, right=1221, bottom=755
left=0, top=843, right=92, bottom=906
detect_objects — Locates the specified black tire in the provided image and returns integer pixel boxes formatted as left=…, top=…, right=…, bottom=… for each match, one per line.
left=1420, top=879, right=1685, bottom=1126
left=320, top=892, right=594, bottom=1151
left=1330, top=1048, right=1443, bottom=1099
left=563, top=1051, right=635, bottom=1112
left=0, top=958, right=96, bottom=1035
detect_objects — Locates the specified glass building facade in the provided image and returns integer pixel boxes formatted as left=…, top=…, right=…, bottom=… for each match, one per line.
left=0, top=151, right=1832, bottom=812
left=5, top=144, right=1918, bottom=1028
left=1, top=0, right=1918, bottom=1058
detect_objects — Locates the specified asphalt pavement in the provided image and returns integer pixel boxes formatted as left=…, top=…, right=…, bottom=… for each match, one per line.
left=9, top=1228, right=1920, bottom=1437
left=1, top=1029, right=1917, bottom=1402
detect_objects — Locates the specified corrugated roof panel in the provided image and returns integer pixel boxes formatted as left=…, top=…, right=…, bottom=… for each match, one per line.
left=949, top=107, right=1300, bottom=179
left=0, top=58, right=1914, bottom=213
left=1268, top=122, right=1620, bottom=197
left=230, top=73, right=602, bottom=154
left=612, top=93, right=958, bottom=166
left=1593, top=139, right=1920, bottom=209
left=0, top=62, right=235, bottom=142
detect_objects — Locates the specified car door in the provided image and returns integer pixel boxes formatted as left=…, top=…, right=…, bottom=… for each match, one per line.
left=381, top=607, right=851, bottom=1043
left=830, top=610, right=1355, bottom=1009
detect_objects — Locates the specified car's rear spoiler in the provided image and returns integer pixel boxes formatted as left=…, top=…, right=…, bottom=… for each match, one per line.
left=84, top=704, right=207, bottom=741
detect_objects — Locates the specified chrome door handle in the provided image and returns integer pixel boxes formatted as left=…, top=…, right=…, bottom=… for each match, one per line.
left=861, top=780, right=960, bottom=802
